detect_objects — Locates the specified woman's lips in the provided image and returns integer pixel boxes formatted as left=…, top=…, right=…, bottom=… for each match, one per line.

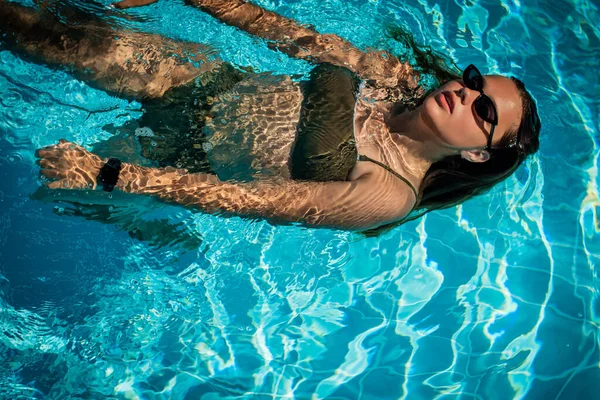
left=436, top=92, right=454, bottom=113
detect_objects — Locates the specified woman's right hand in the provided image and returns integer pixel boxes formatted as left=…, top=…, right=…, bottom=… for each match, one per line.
left=112, top=0, right=158, bottom=9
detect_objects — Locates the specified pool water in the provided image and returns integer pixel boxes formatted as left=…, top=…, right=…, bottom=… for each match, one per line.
left=0, top=0, right=598, bottom=398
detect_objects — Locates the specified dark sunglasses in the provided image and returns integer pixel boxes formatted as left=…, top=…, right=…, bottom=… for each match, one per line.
left=463, top=64, right=498, bottom=151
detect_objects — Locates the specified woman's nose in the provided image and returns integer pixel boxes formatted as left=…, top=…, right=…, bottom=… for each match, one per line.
left=457, top=87, right=478, bottom=104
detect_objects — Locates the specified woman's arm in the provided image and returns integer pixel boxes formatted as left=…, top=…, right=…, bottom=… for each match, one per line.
left=113, top=0, right=420, bottom=89
left=114, top=163, right=410, bottom=230
left=36, top=141, right=412, bottom=230
left=192, top=0, right=419, bottom=88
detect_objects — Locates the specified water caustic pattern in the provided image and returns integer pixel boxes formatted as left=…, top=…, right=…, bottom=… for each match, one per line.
left=0, top=0, right=598, bottom=399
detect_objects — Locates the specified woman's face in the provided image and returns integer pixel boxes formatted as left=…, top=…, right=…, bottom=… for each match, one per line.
left=420, top=75, right=523, bottom=155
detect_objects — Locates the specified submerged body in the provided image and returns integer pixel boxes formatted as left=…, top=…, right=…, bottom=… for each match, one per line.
left=0, top=0, right=539, bottom=231
left=140, top=63, right=422, bottom=185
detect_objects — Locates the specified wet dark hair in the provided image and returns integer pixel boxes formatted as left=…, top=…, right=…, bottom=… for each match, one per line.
left=386, top=26, right=462, bottom=86
left=413, top=78, right=540, bottom=212
left=364, top=28, right=542, bottom=236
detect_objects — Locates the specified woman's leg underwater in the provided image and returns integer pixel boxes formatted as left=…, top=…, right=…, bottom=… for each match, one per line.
left=3, top=1, right=231, bottom=247
left=0, top=0, right=234, bottom=165
left=0, top=0, right=220, bottom=100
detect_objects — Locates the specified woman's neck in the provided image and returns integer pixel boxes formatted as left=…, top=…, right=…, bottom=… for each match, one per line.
left=384, top=104, right=457, bottom=179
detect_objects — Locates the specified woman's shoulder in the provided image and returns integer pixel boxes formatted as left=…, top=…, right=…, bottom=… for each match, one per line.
left=349, top=159, right=418, bottom=218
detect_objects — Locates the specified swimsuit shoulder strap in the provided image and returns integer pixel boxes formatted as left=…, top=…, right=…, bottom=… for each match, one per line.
left=357, top=154, right=419, bottom=201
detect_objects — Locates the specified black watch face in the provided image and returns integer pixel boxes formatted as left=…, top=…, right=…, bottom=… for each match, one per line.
left=99, top=164, right=120, bottom=187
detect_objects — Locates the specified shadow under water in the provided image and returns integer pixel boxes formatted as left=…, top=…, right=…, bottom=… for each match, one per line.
left=30, top=186, right=205, bottom=253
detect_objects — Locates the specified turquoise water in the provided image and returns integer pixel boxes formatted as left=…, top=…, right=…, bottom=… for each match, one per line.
left=0, top=0, right=598, bottom=398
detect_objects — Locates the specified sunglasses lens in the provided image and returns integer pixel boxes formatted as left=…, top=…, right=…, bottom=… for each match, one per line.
left=474, top=96, right=498, bottom=125
left=463, top=65, right=484, bottom=91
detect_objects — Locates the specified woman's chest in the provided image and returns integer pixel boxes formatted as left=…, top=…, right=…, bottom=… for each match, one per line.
left=354, top=101, right=391, bottom=150
left=349, top=89, right=398, bottom=179
left=203, top=77, right=397, bottom=182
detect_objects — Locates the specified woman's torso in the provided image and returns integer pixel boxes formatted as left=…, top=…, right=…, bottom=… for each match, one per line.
left=203, top=73, right=303, bottom=181
left=203, top=70, right=409, bottom=184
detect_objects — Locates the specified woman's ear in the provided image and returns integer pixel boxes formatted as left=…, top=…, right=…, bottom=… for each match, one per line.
left=460, top=150, right=491, bottom=163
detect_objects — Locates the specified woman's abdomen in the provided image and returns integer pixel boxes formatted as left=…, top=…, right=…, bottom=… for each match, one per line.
left=204, top=75, right=303, bottom=181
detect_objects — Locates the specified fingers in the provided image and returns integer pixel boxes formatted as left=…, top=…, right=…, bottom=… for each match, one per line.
left=48, top=180, right=66, bottom=190
left=39, top=171, right=61, bottom=188
left=35, top=140, right=100, bottom=191
left=40, top=168, right=97, bottom=190
left=37, top=158, right=57, bottom=169
left=36, top=140, right=71, bottom=157
left=40, top=168, right=62, bottom=180
left=36, top=147, right=58, bottom=158
left=36, top=140, right=86, bottom=159
left=45, top=177, right=93, bottom=190
left=57, top=140, right=80, bottom=150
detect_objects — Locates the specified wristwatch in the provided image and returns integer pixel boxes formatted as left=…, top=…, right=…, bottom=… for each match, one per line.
left=97, top=157, right=122, bottom=192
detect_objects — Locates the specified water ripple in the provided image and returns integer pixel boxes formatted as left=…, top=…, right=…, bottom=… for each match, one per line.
left=0, top=89, right=22, bottom=109
left=0, top=0, right=598, bottom=398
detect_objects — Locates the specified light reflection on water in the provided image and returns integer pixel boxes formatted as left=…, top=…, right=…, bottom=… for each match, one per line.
left=0, top=0, right=598, bottom=399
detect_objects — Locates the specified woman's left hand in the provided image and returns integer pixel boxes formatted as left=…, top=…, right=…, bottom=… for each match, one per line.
left=36, top=140, right=105, bottom=190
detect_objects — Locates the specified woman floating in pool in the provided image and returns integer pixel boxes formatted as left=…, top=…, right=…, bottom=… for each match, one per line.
left=2, top=0, right=540, bottom=232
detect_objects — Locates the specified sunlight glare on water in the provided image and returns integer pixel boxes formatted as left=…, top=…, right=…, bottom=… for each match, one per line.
left=0, top=0, right=598, bottom=399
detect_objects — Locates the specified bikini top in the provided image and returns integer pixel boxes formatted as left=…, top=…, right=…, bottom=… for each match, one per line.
left=291, top=64, right=419, bottom=202
left=357, top=154, right=418, bottom=200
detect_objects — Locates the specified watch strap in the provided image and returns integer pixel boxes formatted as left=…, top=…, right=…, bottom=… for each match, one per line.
left=97, top=157, right=122, bottom=192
